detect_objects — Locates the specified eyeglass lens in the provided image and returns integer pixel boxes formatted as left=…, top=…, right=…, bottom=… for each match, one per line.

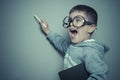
left=63, top=16, right=85, bottom=28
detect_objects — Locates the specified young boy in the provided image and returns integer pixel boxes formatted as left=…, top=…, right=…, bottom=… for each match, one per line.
left=35, top=5, right=109, bottom=80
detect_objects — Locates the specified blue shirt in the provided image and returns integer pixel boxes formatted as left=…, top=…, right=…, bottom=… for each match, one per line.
left=47, top=32, right=109, bottom=80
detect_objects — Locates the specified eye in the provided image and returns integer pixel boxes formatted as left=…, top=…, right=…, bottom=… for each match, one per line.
left=75, top=18, right=82, bottom=22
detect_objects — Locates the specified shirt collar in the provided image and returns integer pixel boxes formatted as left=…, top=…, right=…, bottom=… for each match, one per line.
left=83, top=39, right=95, bottom=42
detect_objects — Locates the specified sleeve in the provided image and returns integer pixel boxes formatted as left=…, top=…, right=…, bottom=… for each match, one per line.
left=82, top=47, right=108, bottom=80
left=46, top=31, right=70, bottom=55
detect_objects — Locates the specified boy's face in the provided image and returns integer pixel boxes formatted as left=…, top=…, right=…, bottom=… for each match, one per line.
left=68, top=11, right=95, bottom=43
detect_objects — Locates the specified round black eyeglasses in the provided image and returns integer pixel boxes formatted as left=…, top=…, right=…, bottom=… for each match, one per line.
left=63, top=15, right=95, bottom=28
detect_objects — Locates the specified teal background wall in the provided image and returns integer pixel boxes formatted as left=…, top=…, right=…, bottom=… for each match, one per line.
left=0, top=0, right=120, bottom=80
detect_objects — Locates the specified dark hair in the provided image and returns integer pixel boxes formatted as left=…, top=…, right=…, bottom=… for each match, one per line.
left=69, top=5, right=98, bottom=25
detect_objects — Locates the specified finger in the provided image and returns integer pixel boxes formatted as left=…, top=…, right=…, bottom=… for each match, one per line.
left=41, top=20, right=47, bottom=28
left=41, top=20, right=45, bottom=26
left=43, top=20, right=48, bottom=25
left=41, top=19, right=44, bottom=23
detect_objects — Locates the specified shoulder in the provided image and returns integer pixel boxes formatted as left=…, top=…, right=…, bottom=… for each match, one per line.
left=79, top=41, right=107, bottom=59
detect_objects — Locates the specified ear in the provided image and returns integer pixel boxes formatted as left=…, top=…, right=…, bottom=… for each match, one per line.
left=87, top=24, right=96, bottom=33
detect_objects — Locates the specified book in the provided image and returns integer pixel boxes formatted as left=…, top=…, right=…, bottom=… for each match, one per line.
left=58, top=63, right=90, bottom=80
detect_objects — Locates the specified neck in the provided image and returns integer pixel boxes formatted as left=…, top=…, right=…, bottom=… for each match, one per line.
left=81, top=33, right=91, bottom=42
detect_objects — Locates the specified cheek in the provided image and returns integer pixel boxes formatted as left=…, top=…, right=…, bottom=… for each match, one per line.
left=77, top=29, right=88, bottom=38
left=78, top=27, right=88, bottom=34
left=78, top=28, right=85, bottom=34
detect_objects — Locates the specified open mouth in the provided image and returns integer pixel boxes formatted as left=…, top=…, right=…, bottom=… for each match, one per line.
left=69, top=28, right=78, bottom=38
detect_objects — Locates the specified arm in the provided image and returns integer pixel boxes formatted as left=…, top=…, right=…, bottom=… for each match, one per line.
left=34, top=16, right=70, bottom=54
left=82, top=48, right=108, bottom=80
left=47, top=32, right=70, bottom=54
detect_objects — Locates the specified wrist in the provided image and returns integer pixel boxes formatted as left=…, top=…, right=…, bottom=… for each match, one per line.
left=45, top=30, right=50, bottom=35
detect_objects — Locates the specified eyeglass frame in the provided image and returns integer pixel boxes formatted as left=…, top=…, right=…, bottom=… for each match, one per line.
left=63, top=15, right=96, bottom=28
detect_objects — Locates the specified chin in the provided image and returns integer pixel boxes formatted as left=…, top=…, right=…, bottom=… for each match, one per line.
left=71, top=39, right=79, bottom=44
